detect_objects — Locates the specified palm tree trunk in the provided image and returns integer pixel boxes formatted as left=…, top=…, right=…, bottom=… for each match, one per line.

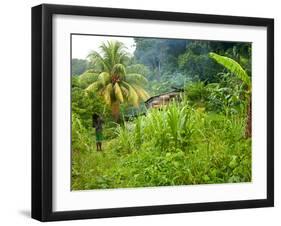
left=245, top=97, right=252, bottom=138
left=112, top=101, right=120, bottom=122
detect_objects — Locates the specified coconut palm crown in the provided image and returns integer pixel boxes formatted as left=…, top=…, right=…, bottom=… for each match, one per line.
left=86, top=41, right=150, bottom=121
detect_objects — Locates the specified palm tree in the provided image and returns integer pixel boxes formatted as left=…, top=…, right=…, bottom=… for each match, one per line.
left=209, top=52, right=251, bottom=138
left=86, top=41, right=150, bottom=121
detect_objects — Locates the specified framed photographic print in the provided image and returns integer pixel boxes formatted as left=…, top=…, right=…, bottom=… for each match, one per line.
left=31, top=4, right=274, bottom=221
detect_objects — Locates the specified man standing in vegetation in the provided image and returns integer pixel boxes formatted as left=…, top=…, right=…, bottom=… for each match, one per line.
left=93, top=114, right=104, bottom=151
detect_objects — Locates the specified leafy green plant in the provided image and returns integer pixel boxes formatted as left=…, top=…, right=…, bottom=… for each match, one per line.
left=209, top=52, right=251, bottom=137
left=72, top=113, right=95, bottom=153
left=72, top=101, right=251, bottom=189
left=209, top=52, right=251, bottom=88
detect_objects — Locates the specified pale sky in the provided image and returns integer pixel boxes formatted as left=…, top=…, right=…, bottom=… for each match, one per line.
left=72, top=35, right=136, bottom=60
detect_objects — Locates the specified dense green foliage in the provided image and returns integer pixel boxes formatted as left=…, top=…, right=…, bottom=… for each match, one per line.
left=72, top=102, right=251, bottom=189
left=71, top=38, right=252, bottom=190
left=134, top=39, right=251, bottom=94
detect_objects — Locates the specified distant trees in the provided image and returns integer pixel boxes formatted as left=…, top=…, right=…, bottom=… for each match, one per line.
left=72, top=58, right=89, bottom=76
left=134, top=39, right=251, bottom=88
left=178, top=41, right=223, bottom=82
left=134, top=38, right=187, bottom=80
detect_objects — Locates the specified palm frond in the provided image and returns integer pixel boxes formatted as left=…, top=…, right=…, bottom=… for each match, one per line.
left=125, top=73, right=148, bottom=85
left=111, top=41, right=126, bottom=64
left=122, top=81, right=139, bottom=107
left=78, top=71, right=99, bottom=88
left=120, top=86, right=129, bottom=99
left=102, top=83, right=113, bottom=105
left=87, top=50, right=110, bottom=72
left=97, top=72, right=111, bottom=86
left=99, top=41, right=128, bottom=68
left=85, top=81, right=103, bottom=92
left=100, top=42, right=115, bottom=66
left=131, top=84, right=150, bottom=101
left=114, top=83, right=124, bottom=103
left=112, top=64, right=126, bottom=77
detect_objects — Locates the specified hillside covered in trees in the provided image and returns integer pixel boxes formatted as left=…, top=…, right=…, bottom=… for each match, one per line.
left=71, top=36, right=252, bottom=190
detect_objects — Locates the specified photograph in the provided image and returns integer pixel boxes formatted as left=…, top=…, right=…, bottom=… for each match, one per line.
left=71, top=34, right=252, bottom=191
left=30, top=3, right=274, bottom=221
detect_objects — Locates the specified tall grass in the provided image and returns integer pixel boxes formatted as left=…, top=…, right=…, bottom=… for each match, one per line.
left=71, top=102, right=251, bottom=190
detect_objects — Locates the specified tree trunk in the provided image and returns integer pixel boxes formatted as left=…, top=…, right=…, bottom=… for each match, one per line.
left=112, top=101, right=120, bottom=122
left=245, top=97, right=252, bottom=138
left=158, top=60, right=161, bottom=80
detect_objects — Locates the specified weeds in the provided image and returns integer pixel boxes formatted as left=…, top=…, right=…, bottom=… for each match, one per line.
left=72, top=101, right=251, bottom=190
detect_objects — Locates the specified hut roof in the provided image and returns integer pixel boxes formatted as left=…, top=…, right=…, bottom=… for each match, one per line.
left=144, top=89, right=183, bottom=106
left=124, top=87, right=184, bottom=120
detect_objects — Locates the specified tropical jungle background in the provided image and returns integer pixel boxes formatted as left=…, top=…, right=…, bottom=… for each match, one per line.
left=71, top=35, right=252, bottom=190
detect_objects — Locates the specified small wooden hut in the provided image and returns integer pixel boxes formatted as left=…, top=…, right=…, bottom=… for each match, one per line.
left=124, top=88, right=184, bottom=120
left=145, top=89, right=183, bottom=109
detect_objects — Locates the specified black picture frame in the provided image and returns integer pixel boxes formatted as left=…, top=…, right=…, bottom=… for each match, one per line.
left=32, top=3, right=274, bottom=222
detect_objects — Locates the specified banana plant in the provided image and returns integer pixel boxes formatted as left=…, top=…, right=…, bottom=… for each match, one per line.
left=209, top=52, right=251, bottom=138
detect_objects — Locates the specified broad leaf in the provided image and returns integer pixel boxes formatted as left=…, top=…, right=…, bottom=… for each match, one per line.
left=209, top=52, right=251, bottom=88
